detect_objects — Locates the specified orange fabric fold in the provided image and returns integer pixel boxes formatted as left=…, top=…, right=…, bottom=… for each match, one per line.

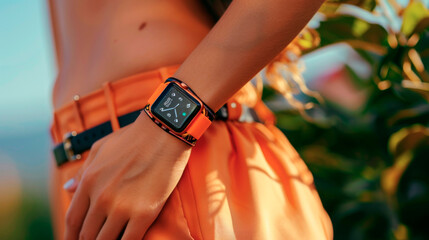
left=49, top=64, right=333, bottom=240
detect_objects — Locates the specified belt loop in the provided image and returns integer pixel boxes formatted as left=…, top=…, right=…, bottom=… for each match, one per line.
left=72, top=94, right=86, bottom=131
left=158, top=66, right=170, bottom=82
left=51, top=112, right=61, bottom=143
left=103, top=82, right=120, bottom=131
left=227, top=101, right=242, bottom=121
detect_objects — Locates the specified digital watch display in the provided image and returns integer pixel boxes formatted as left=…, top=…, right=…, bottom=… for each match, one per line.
left=144, top=78, right=215, bottom=146
left=151, top=83, right=201, bottom=132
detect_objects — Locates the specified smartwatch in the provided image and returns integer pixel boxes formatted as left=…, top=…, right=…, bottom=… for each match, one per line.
left=144, top=77, right=215, bottom=146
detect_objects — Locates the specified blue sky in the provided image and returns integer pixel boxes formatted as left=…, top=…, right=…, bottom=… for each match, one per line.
left=0, top=0, right=55, bottom=137
left=0, top=0, right=55, bottom=187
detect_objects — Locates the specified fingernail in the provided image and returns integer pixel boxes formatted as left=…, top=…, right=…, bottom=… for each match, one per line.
left=63, top=178, right=75, bottom=190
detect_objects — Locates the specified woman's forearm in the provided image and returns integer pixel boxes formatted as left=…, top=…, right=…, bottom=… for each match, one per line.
left=173, top=0, right=324, bottom=111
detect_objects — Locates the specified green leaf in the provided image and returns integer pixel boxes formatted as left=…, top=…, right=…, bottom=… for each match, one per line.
left=411, top=16, right=429, bottom=35
left=381, top=151, right=413, bottom=196
left=401, top=1, right=429, bottom=36
left=388, top=125, right=429, bottom=156
left=325, top=0, right=377, bottom=11
left=317, top=15, right=388, bottom=49
left=353, top=18, right=370, bottom=37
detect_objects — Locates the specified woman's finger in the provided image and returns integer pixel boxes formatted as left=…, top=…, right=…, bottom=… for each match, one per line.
left=78, top=204, right=107, bottom=240
left=63, top=134, right=110, bottom=192
left=63, top=168, right=83, bottom=192
left=64, top=186, right=90, bottom=240
left=96, top=209, right=128, bottom=240
left=120, top=217, right=149, bottom=240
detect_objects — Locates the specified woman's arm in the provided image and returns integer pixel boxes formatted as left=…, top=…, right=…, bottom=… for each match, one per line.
left=64, top=1, right=325, bottom=239
left=174, top=0, right=325, bottom=111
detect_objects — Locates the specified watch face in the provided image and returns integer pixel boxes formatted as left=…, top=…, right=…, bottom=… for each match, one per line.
left=151, top=83, right=201, bottom=132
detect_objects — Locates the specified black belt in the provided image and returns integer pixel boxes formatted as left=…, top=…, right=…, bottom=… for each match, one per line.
left=53, top=110, right=142, bottom=166
left=53, top=105, right=261, bottom=166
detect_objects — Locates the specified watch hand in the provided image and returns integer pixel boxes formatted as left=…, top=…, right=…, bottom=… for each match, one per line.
left=161, top=104, right=180, bottom=112
left=174, top=109, right=177, bottom=118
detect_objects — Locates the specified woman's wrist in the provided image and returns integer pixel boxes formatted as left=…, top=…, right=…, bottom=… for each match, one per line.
left=135, top=112, right=192, bottom=149
left=141, top=79, right=215, bottom=146
left=172, top=69, right=225, bottom=112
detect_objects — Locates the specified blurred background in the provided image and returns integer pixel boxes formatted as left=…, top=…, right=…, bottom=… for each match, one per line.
left=0, top=0, right=54, bottom=239
left=0, top=0, right=428, bottom=239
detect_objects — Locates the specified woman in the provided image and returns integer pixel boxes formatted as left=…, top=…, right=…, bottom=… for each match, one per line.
left=48, top=0, right=333, bottom=239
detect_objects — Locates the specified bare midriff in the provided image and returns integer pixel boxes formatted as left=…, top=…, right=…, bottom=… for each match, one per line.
left=51, top=0, right=215, bottom=109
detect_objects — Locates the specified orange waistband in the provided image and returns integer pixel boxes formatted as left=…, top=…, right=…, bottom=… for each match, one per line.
left=50, top=64, right=181, bottom=144
left=50, top=64, right=276, bottom=144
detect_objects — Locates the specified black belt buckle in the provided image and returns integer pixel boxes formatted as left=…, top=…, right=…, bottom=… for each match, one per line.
left=63, top=131, right=82, bottom=161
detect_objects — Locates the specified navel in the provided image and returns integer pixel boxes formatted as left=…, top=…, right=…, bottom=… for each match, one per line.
left=139, top=21, right=147, bottom=31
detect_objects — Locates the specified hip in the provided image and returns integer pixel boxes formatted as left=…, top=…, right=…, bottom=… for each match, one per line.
left=48, top=64, right=333, bottom=240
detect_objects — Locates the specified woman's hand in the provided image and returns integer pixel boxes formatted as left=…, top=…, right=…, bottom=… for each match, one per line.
left=63, top=113, right=192, bottom=240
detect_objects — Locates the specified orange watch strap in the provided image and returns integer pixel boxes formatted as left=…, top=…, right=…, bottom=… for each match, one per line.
left=186, top=113, right=212, bottom=139
left=147, top=83, right=167, bottom=105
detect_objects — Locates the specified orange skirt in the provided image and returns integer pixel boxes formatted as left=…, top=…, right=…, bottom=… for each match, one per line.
left=49, top=64, right=333, bottom=240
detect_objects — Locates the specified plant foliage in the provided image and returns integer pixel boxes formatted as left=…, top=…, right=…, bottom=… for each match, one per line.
left=269, top=0, right=429, bottom=239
